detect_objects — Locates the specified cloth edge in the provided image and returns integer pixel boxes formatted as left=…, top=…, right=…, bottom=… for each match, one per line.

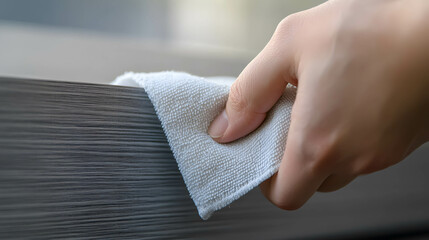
left=198, top=163, right=280, bottom=220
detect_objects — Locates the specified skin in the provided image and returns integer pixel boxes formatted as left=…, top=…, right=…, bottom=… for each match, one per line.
left=208, top=0, right=429, bottom=210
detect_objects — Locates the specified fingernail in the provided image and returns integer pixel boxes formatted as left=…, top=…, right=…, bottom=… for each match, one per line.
left=208, top=109, right=228, bottom=138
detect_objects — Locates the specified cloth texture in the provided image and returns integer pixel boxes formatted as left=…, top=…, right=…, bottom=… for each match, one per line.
left=112, top=72, right=296, bottom=220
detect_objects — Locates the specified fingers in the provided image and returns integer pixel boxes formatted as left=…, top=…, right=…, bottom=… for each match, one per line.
left=261, top=159, right=357, bottom=209
left=260, top=99, right=358, bottom=208
left=260, top=128, right=330, bottom=210
left=208, top=15, right=301, bottom=143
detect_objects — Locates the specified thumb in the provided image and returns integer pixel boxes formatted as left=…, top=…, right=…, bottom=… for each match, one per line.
left=208, top=17, right=300, bottom=143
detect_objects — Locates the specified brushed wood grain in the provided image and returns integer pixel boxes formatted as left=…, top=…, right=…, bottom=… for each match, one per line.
left=0, top=77, right=428, bottom=239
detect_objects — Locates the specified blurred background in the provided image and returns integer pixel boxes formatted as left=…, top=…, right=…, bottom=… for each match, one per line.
left=0, top=0, right=324, bottom=83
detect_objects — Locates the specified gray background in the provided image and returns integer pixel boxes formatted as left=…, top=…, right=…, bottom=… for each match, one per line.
left=0, top=0, right=324, bottom=83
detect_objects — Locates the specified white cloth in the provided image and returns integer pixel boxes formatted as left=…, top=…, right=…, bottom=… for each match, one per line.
left=112, top=72, right=296, bottom=220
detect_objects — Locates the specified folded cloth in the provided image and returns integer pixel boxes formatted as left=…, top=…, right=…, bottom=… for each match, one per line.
left=112, top=72, right=296, bottom=220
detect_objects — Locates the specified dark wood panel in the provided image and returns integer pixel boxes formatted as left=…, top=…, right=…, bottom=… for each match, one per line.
left=0, top=77, right=428, bottom=239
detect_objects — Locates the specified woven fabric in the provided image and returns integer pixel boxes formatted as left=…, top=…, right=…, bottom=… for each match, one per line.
left=113, top=72, right=296, bottom=220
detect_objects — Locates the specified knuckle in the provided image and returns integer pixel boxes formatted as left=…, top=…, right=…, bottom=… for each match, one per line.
left=277, top=13, right=301, bottom=34
left=271, top=13, right=302, bottom=44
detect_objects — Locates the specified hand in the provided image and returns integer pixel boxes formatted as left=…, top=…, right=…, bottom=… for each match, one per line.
left=208, top=0, right=429, bottom=210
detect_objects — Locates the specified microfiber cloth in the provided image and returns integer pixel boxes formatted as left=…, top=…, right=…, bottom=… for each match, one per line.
left=112, top=72, right=296, bottom=220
